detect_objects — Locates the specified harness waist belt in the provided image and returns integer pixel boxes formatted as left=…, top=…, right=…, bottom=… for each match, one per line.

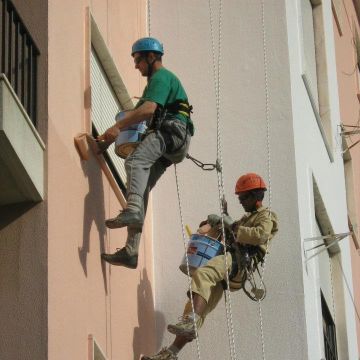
left=166, top=100, right=193, bottom=118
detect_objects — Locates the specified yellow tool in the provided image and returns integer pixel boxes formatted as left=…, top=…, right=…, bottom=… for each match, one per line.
left=185, top=225, right=192, bottom=238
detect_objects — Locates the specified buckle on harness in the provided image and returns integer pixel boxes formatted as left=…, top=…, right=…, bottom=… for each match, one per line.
left=147, top=100, right=193, bottom=131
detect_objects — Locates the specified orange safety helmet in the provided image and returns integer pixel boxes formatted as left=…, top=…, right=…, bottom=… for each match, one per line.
left=235, top=173, right=267, bottom=194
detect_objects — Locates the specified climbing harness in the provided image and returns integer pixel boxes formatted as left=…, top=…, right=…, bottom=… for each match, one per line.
left=224, top=243, right=267, bottom=302
left=240, top=247, right=267, bottom=302
left=147, top=100, right=193, bottom=132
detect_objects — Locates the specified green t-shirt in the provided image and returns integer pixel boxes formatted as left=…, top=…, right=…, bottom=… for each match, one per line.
left=137, top=67, right=194, bottom=135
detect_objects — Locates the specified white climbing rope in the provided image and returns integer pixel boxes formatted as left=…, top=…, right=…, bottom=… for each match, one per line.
left=208, top=0, right=238, bottom=359
left=174, top=164, right=202, bottom=360
left=329, top=256, right=337, bottom=327
left=147, top=0, right=151, bottom=36
left=147, top=0, right=201, bottom=360
left=257, top=1, right=272, bottom=359
left=146, top=2, right=202, bottom=359
left=173, top=1, right=238, bottom=359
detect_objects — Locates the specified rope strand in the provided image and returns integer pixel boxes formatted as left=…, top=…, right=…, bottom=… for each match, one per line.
left=147, top=0, right=151, bottom=36
left=257, top=2, right=272, bottom=359
left=174, top=165, right=202, bottom=360
left=208, top=0, right=237, bottom=359
left=147, top=1, right=202, bottom=358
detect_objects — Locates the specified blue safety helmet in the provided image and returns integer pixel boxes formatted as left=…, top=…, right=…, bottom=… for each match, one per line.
left=131, top=37, right=164, bottom=56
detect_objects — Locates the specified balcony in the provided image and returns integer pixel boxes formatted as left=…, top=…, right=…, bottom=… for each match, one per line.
left=0, top=74, right=44, bottom=205
left=0, top=0, right=43, bottom=206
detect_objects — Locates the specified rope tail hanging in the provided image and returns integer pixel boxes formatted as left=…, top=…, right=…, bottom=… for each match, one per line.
left=175, top=0, right=238, bottom=358
left=147, top=0, right=151, bottom=37
left=208, top=0, right=238, bottom=359
left=146, top=2, right=203, bottom=359
left=257, top=2, right=273, bottom=359
left=174, top=165, right=203, bottom=360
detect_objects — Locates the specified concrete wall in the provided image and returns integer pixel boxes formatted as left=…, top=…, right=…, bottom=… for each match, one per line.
left=151, top=1, right=308, bottom=359
left=0, top=0, right=48, bottom=359
left=287, top=0, right=358, bottom=358
left=47, top=1, right=156, bottom=359
left=2, top=1, right=358, bottom=359
left=333, top=0, right=360, bottom=354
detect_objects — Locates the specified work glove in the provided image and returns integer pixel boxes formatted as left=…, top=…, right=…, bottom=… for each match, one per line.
left=207, top=214, right=221, bottom=227
left=223, top=215, right=234, bottom=230
left=207, top=214, right=234, bottom=229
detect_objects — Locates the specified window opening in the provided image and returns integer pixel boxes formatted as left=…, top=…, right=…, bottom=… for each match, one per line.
left=321, top=292, right=338, bottom=360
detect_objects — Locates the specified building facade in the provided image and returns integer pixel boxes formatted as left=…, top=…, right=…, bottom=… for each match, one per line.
left=0, top=0, right=359, bottom=359
left=332, top=0, right=360, bottom=355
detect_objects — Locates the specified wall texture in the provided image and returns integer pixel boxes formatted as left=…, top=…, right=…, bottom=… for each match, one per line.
left=151, top=1, right=307, bottom=359
left=47, top=0, right=155, bottom=359
left=333, top=0, right=360, bottom=354
left=0, top=0, right=48, bottom=359
left=287, top=0, right=358, bottom=358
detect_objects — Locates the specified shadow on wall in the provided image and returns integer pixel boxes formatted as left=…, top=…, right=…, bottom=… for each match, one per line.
left=133, top=268, right=166, bottom=360
left=78, top=158, right=108, bottom=294
left=0, top=202, right=38, bottom=231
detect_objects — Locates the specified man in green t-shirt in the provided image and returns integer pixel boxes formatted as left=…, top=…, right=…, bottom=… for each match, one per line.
left=98, top=37, right=193, bottom=269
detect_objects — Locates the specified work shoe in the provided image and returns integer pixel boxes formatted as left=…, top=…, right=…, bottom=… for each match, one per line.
left=141, top=348, right=177, bottom=360
left=101, top=247, right=138, bottom=269
left=167, top=314, right=201, bottom=340
left=105, top=209, right=143, bottom=229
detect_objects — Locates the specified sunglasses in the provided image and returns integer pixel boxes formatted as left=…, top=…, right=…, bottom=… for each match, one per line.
left=238, top=193, right=252, bottom=201
left=134, top=56, right=145, bottom=65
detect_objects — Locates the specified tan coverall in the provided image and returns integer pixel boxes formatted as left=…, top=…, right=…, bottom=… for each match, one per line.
left=183, top=206, right=279, bottom=329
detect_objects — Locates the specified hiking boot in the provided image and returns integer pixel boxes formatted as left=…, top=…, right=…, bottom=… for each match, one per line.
left=167, top=314, right=201, bottom=340
left=141, top=348, right=177, bottom=360
left=105, top=209, right=143, bottom=230
left=101, top=247, right=138, bottom=269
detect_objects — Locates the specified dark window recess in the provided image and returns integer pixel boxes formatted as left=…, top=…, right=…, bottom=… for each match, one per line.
left=0, top=0, right=39, bottom=125
left=92, top=125, right=127, bottom=195
left=321, top=292, right=338, bottom=360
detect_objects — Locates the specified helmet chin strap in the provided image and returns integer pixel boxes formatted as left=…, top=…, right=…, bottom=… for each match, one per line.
left=146, top=57, right=158, bottom=80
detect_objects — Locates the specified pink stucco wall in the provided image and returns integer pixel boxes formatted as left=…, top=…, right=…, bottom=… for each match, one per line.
left=333, top=0, right=360, bottom=353
left=48, top=1, right=156, bottom=359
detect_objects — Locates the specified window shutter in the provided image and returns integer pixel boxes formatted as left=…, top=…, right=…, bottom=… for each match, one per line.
left=90, top=48, right=127, bottom=186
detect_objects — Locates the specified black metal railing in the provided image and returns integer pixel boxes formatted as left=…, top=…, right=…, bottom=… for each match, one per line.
left=0, top=0, right=39, bottom=125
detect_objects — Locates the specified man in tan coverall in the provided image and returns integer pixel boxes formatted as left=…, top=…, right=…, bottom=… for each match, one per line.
left=142, top=173, right=278, bottom=360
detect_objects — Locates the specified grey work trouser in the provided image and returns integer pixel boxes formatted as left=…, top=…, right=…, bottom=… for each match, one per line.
left=125, top=117, right=191, bottom=255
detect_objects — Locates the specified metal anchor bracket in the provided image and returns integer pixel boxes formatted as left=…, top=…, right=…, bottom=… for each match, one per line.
left=303, top=232, right=352, bottom=262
